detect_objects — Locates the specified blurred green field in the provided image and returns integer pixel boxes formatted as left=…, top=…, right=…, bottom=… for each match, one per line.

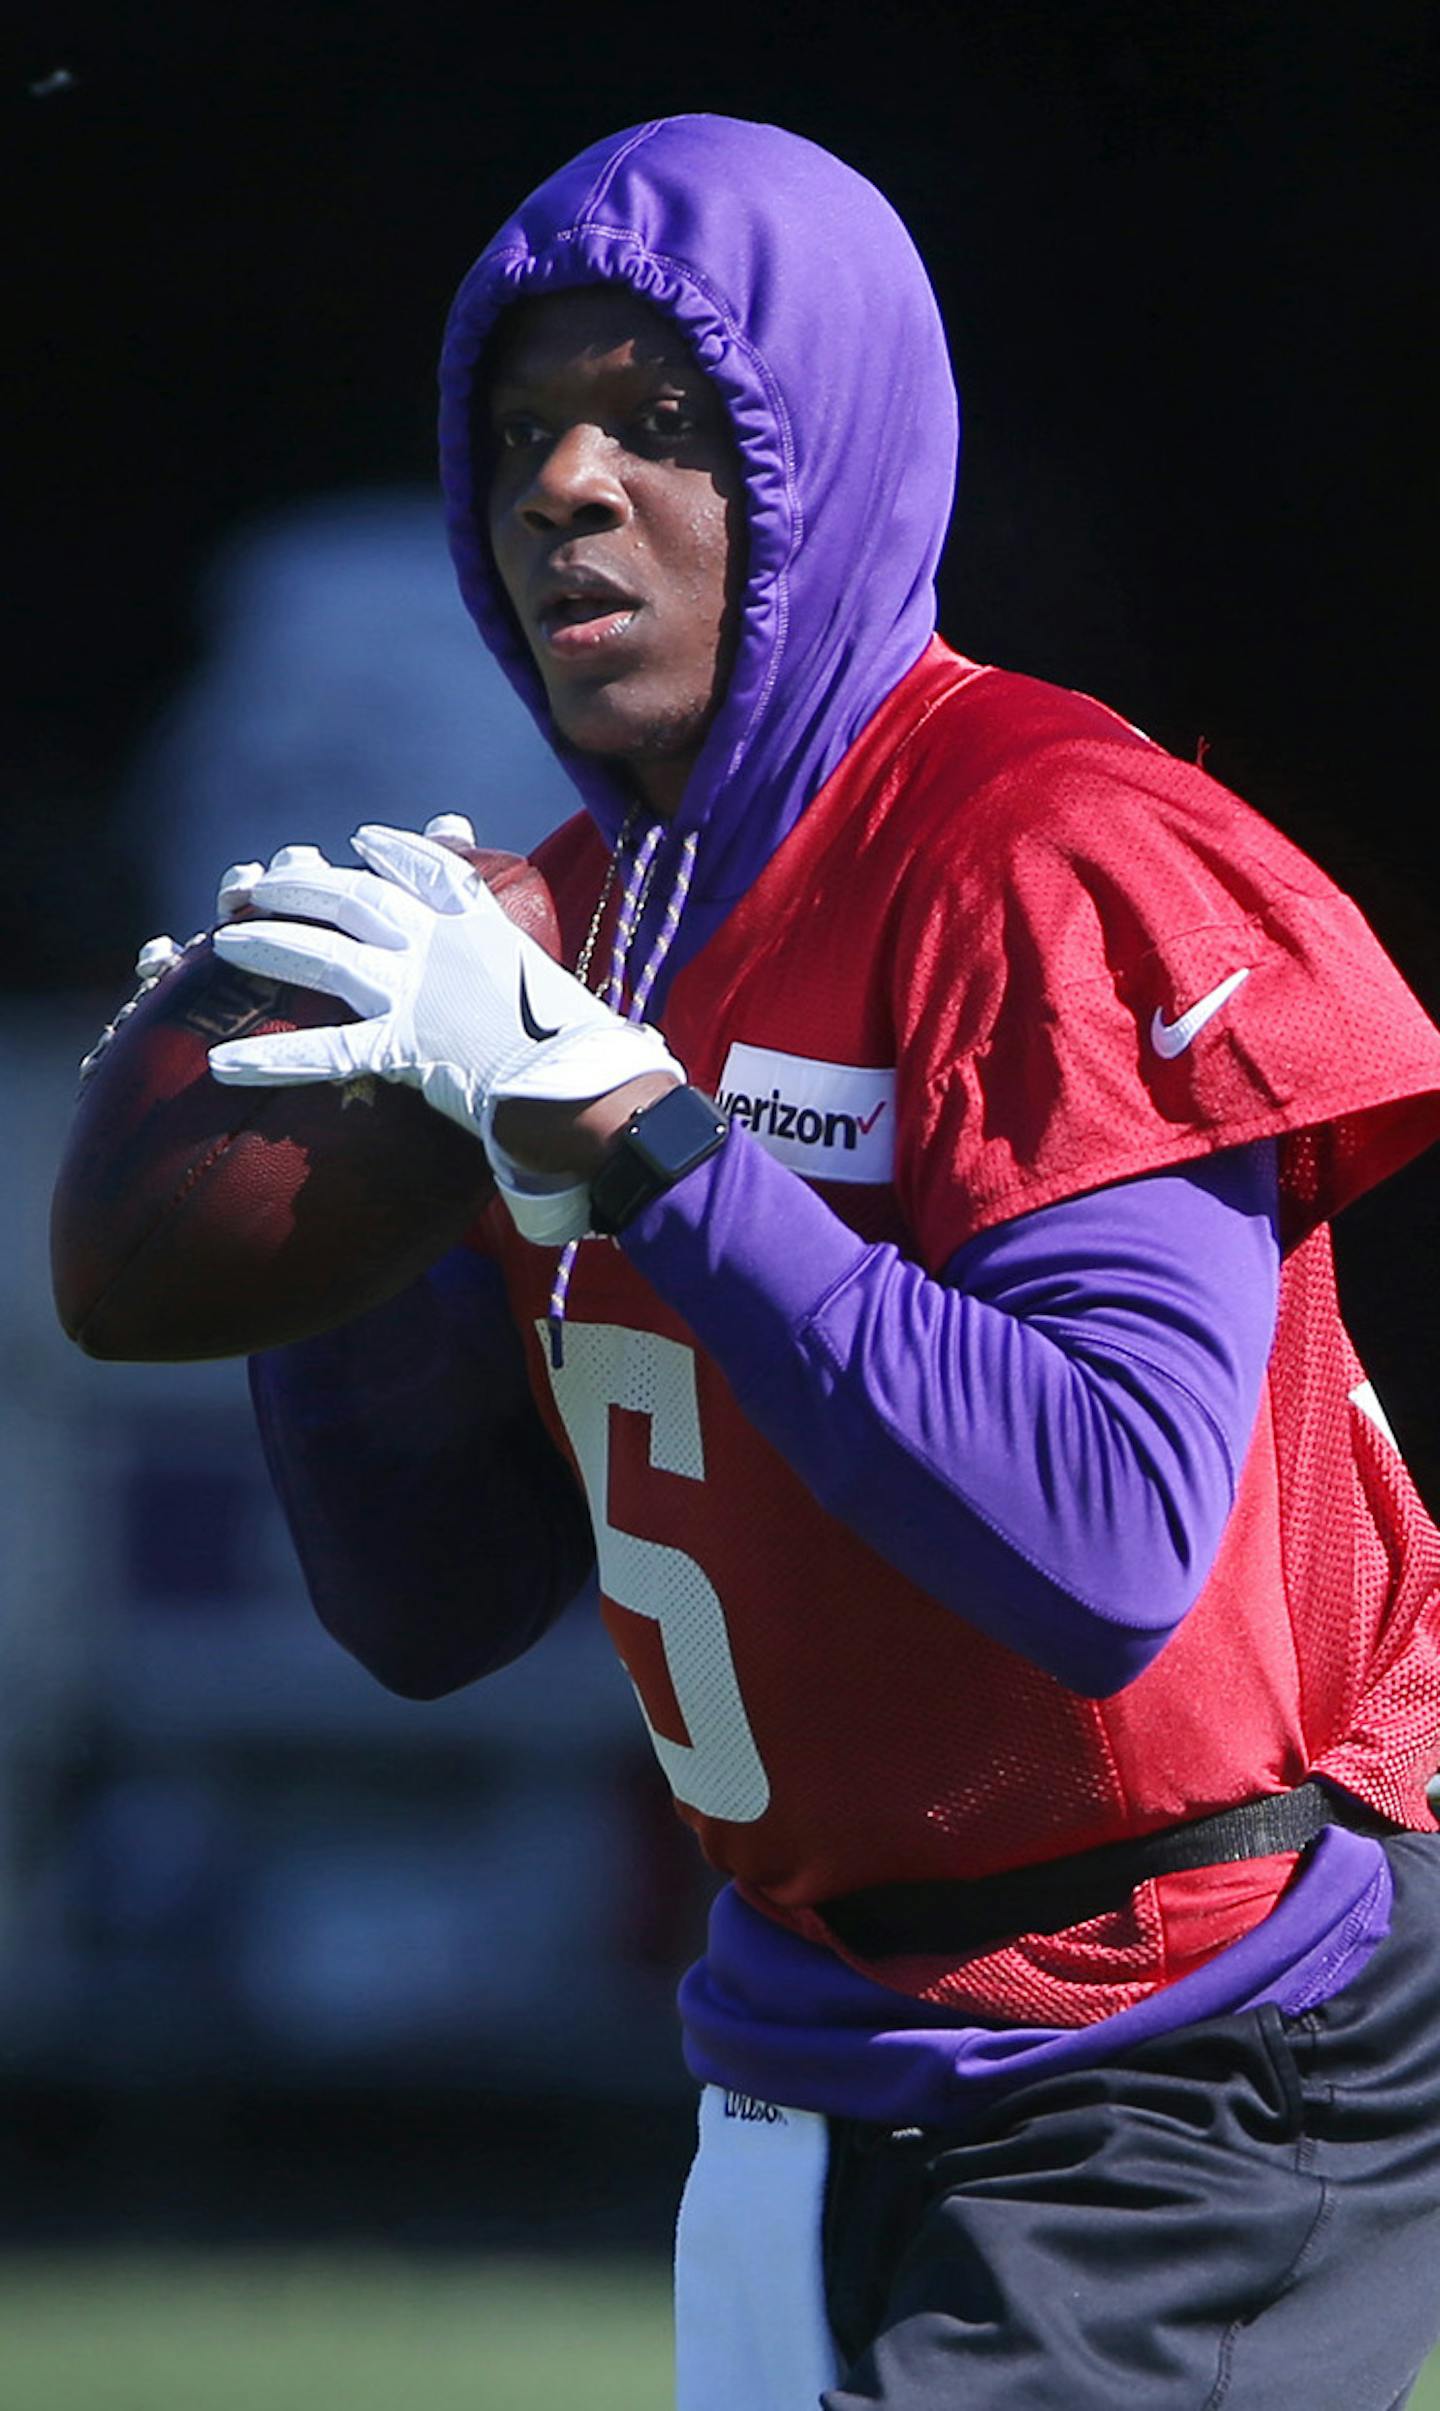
left=0, top=2255, right=673, bottom=2411
left=1, top=2252, right=1439, bottom=2409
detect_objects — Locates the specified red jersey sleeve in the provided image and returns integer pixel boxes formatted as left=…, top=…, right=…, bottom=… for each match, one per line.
left=888, top=690, right=1440, bottom=1270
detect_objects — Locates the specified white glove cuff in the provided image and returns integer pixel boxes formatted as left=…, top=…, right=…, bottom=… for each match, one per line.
left=485, top=1129, right=594, bottom=1247
left=490, top=1164, right=595, bottom=1247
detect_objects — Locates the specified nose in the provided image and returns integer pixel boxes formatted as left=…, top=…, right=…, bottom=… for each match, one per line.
left=517, top=423, right=628, bottom=534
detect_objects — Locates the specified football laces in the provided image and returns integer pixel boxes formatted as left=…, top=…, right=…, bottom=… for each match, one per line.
left=78, top=931, right=206, bottom=1088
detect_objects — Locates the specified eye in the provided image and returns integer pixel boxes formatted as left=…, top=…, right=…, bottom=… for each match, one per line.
left=493, top=412, right=548, bottom=452
left=632, top=396, right=702, bottom=449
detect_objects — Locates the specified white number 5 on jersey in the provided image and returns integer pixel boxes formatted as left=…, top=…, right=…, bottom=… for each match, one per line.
left=540, top=1322, right=771, bottom=1824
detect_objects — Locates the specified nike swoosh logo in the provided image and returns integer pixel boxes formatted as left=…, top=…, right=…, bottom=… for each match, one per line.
left=518, top=965, right=560, bottom=1044
left=1150, top=968, right=1250, bottom=1058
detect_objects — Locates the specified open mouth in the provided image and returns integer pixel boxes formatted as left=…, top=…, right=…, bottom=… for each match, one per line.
left=538, top=594, right=641, bottom=652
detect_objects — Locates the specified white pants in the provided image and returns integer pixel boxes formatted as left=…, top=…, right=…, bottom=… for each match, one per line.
left=674, top=2085, right=840, bottom=2411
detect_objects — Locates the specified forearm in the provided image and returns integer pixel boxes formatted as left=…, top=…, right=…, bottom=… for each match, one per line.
left=617, top=1137, right=1280, bottom=1695
left=250, top=1247, right=595, bottom=1696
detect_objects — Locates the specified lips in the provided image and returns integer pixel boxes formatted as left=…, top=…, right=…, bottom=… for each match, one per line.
left=542, top=593, right=635, bottom=629
left=532, top=564, right=644, bottom=653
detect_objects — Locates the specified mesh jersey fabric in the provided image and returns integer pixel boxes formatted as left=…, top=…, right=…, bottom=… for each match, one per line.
left=469, top=640, right=1440, bottom=2025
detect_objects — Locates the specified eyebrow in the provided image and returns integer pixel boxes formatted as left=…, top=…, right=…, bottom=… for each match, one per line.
left=490, top=318, right=709, bottom=383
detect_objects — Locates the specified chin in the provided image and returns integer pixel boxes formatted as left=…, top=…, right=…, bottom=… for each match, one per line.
left=553, top=689, right=715, bottom=783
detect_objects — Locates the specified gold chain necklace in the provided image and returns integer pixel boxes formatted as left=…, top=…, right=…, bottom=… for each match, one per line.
left=574, top=843, right=624, bottom=990
left=574, top=807, right=659, bottom=995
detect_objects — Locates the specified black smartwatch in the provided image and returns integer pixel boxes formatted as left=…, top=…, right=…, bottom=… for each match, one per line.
left=589, top=1084, right=730, bottom=1236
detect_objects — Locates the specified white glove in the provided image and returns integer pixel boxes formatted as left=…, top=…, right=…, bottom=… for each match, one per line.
left=212, top=815, right=473, bottom=930
left=215, top=830, right=601, bottom=1242
left=206, top=821, right=684, bottom=1234
left=211, top=821, right=467, bottom=928
left=214, top=858, right=266, bottom=923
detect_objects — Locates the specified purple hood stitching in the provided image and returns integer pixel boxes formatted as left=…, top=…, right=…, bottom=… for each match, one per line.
left=437, top=114, right=960, bottom=970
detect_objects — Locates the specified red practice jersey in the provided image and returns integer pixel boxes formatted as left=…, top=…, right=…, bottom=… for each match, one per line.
left=477, top=641, right=1440, bottom=2024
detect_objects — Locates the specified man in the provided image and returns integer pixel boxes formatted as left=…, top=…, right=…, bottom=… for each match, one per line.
left=205, top=117, right=1440, bottom=2406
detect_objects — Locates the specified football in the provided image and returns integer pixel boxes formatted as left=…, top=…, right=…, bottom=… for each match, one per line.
left=50, top=847, right=561, bottom=1362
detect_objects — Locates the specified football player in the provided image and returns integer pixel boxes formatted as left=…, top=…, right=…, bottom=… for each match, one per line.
left=208, top=118, right=1440, bottom=2408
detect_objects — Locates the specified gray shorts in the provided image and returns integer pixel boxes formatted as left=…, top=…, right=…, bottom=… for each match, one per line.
left=822, top=1834, right=1440, bottom=2409
left=676, top=1836, right=1440, bottom=2410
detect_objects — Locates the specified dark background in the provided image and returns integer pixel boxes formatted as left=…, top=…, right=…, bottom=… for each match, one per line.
left=9, top=1, right=1436, bottom=946
left=10, top=0, right=1436, bottom=1467
left=4, top=0, right=1437, bottom=2240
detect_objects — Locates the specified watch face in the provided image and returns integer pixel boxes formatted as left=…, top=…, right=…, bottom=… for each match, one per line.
left=591, top=1086, right=729, bottom=1233
left=634, top=1084, right=728, bottom=1177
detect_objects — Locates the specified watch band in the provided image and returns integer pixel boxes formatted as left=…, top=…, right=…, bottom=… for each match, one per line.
left=589, top=1084, right=730, bottom=1236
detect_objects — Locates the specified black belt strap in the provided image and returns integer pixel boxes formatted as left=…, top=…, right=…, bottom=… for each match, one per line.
left=817, top=1781, right=1394, bottom=1961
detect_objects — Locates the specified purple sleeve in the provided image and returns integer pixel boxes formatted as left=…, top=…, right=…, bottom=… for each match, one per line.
left=620, top=1137, right=1280, bottom=1696
left=249, top=1246, right=595, bottom=1697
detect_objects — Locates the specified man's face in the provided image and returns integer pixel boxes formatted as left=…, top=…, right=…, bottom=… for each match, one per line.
left=485, top=288, right=745, bottom=818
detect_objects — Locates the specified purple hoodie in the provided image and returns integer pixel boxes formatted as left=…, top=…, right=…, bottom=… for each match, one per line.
left=252, top=117, right=1388, bottom=2128
left=430, top=112, right=1280, bottom=1692
left=438, top=113, right=956, bottom=987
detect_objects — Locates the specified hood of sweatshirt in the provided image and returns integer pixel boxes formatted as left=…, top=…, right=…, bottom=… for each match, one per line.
left=438, top=113, right=959, bottom=990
